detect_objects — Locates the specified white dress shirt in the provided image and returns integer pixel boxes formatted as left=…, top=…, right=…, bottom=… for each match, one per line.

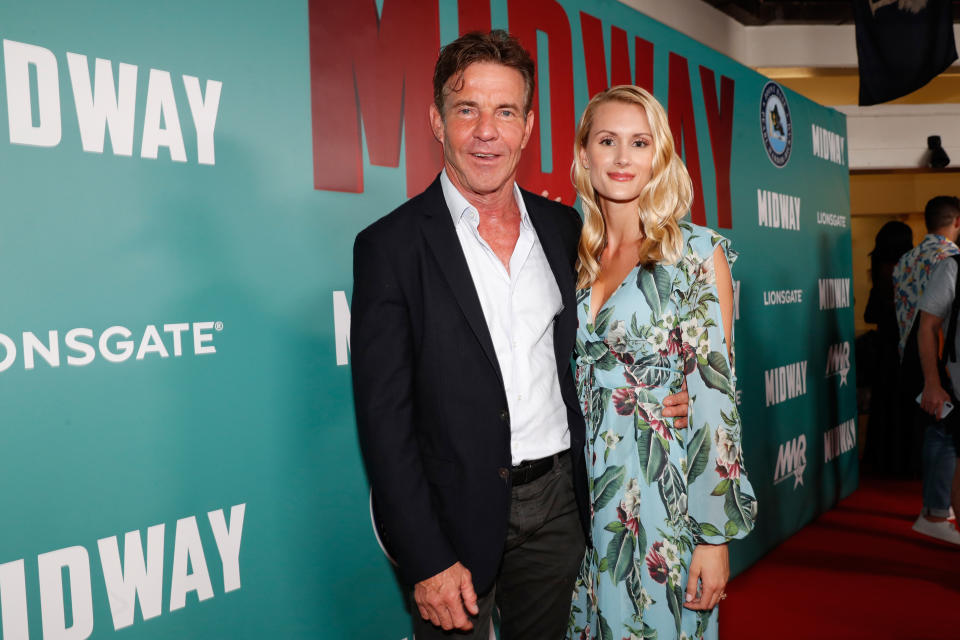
left=440, top=170, right=569, bottom=465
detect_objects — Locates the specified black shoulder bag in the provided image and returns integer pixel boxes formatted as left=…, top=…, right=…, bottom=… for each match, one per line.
left=933, top=254, right=960, bottom=433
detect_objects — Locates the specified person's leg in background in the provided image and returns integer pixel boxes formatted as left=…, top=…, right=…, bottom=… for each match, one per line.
left=951, top=426, right=960, bottom=521
left=951, top=460, right=960, bottom=521
left=914, top=423, right=960, bottom=544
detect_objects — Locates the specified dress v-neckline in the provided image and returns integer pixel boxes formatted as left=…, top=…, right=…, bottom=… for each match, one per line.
left=587, top=265, right=639, bottom=327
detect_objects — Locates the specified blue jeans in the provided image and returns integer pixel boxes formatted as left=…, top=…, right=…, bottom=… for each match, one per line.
left=922, top=424, right=958, bottom=517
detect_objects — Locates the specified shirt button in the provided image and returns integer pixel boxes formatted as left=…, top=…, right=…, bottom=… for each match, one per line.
left=498, top=467, right=509, bottom=480
left=500, top=409, right=510, bottom=422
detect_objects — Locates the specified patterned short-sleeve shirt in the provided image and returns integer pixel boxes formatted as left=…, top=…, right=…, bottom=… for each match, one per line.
left=893, top=233, right=960, bottom=356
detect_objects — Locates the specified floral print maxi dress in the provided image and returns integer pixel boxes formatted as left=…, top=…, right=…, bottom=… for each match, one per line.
left=567, top=223, right=757, bottom=640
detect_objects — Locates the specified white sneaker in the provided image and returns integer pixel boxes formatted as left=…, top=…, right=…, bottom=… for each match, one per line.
left=912, top=515, right=960, bottom=545
left=950, top=507, right=956, bottom=521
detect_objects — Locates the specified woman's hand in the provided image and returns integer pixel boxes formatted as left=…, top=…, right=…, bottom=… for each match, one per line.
left=683, top=543, right=729, bottom=610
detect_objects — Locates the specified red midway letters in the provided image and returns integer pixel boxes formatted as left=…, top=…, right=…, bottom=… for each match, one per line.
left=699, top=67, right=734, bottom=229
left=509, top=0, right=577, bottom=204
left=307, top=1, right=736, bottom=228
left=308, top=0, right=441, bottom=196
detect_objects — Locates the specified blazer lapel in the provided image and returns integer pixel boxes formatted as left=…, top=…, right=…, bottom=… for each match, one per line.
left=523, top=190, right=577, bottom=372
left=419, top=179, right=504, bottom=385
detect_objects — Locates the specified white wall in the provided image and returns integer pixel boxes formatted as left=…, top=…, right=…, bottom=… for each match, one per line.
left=743, top=25, right=857, bottom=68
left=619, top=0, right=960, bottom=169
left=837, top=103, right=960, bottom=168
left=620, top=1, right=960, bottom=69
left=743, top=23, right=960, bottom=68
left=618, top=0, right=747, bottom=62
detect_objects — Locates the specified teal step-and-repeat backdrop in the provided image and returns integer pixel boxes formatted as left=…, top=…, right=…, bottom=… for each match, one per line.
left=0, top=1, right=855, bottom=638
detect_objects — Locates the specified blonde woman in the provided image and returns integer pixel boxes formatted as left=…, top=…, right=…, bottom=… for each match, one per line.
left=566, top=86, right=756, bottom=640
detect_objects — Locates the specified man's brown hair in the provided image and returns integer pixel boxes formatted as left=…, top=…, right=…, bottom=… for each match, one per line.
left=925, top=195, right=960, bottom=232
left=432, top=30, right=536, bottom=114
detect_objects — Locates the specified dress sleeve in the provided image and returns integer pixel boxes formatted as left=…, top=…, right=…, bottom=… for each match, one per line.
left=676, top=227, right=757, bottom=545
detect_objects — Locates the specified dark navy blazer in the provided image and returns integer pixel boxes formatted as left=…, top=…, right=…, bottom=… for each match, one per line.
left=351, top=175, right=589, bottom=593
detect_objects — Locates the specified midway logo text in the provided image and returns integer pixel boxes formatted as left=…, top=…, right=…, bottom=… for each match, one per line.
left=764, top=360, right=808, bottom=407
left=818, top=278, right=851, bottom=310
left=824, top=419, right=856, bottom=463
left=811, top=124, right=845, bottom=166
left=0, top=504, right=245, bottom=638
left=2, top=39, right=221, bottom=164
left=757, top=189, right=801, bottom=231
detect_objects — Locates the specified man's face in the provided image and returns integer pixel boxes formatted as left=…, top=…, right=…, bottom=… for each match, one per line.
left=429, top=62, right=534, bottom=201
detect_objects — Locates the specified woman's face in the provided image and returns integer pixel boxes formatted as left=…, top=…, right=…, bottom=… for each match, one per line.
left=579, top=100, right=654, bottom=210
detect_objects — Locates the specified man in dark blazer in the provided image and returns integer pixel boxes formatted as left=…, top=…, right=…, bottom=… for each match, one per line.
left=351, top=31, right=688, bottom=639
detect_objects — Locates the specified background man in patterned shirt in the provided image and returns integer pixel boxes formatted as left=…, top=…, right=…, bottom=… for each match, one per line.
left=894, top=195, right=960, bottom=544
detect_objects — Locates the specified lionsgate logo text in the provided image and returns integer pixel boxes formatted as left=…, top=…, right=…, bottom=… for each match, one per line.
left=817, top=211, right=847, bottom=228
left=763, top=288, right=803, bottom=306
left=0, top=322, right=223, bottom=373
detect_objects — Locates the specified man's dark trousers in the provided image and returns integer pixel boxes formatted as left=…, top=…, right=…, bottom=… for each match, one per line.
left=410, top=453, right=585, bottom=639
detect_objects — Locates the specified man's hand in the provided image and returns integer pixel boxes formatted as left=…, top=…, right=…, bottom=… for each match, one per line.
left=683, top=544, right=729, bottom=611
left=921, top=381, right=951, bottom=419
left=413, top=562, right=479, bottom=631
left=918, top=310, right=948, bottom=419
left=662, top=378, right=689, bottom=429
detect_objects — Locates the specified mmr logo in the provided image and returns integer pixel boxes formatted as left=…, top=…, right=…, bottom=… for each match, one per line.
left=774, top=434, right=806, bottom=489
left=825, top=341, right=851, bottom=386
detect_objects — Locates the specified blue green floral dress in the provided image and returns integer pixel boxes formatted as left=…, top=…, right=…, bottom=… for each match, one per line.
left=567, top=222, right=757, bottom=640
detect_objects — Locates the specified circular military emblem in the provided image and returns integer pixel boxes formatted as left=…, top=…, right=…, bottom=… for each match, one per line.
left=760, top=81, right=792, bottom=168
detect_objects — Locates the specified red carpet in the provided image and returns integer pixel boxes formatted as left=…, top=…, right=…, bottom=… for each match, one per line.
left=720, top=477, right=960, bottom=639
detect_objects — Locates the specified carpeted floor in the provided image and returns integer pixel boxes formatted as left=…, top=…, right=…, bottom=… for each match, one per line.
left=720, top=476, right=960, bottom=639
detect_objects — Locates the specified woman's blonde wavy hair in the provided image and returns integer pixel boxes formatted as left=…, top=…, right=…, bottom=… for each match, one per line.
left=573, top=85, right=693, bottom=290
